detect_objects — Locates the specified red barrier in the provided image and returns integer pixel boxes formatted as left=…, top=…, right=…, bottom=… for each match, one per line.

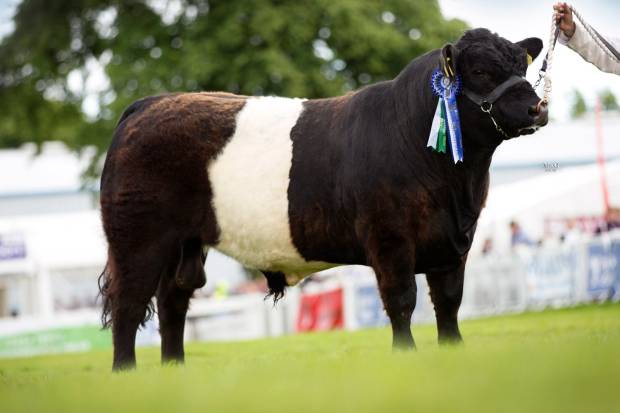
left=296, top=288, right=344, bottom=332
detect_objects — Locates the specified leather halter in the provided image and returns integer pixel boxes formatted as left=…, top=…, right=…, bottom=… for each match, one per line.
left=463, top=75, right=528, bottom=110
left=462, top=75, right=530, bottom=138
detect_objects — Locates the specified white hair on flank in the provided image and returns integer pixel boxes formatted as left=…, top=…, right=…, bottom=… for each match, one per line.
left=207, top=96, right=332, bottom=285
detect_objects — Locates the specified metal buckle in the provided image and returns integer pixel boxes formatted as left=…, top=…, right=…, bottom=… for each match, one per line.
left=480, top=101, right=492, bottom=113
left=533, top=70, right=545, bottom=89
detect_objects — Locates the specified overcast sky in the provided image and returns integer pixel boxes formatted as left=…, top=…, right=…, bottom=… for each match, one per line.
left=0, top=0, right=619, bottom=120
left=0, top=0, right=17, bottom=38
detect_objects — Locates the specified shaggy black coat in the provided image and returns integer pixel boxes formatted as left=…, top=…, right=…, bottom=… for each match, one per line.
left=99, top=28, right=546, bottom=370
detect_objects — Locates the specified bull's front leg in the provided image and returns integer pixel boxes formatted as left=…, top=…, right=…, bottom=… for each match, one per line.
left=368, top=239, right=417, bottom=349
left=425, top=256, right=466, bottom=344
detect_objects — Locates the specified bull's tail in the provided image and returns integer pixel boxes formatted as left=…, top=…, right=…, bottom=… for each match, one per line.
left=96, top=252, right=156, bottom=329
left=115, top=95, right=173, bottom=127
left=97, top=262, right=113, bottom=329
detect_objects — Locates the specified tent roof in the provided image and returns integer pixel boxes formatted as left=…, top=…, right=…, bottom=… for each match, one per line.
left=473, top=159, right=620, bottom=254
left=0, top=211, right=106, bottom=271
left=0, top=143, right=95, bottom=196
left=492, top=113, right=620, bottom=167
left=482, top=160, right=620, bottom=225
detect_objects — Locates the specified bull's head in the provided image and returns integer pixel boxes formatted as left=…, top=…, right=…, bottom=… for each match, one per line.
left=443, top=28, right=548, bottom=142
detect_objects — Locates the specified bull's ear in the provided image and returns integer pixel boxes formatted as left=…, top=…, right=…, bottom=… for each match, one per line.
left=440, top=43, right=458, bottom=80
left=516, top=37, right=543, bottom=64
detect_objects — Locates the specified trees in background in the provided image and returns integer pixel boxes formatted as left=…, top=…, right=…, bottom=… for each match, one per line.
left=600, top=89, right=619, bottom=112
left=570, top=90, right=588, bottom=119
left=570, top=88, right=619, bottom=119
left=0, top=0, right=467, bottom=179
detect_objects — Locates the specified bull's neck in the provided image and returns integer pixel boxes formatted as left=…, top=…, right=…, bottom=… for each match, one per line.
left=390, top=50, right=497, bottom=216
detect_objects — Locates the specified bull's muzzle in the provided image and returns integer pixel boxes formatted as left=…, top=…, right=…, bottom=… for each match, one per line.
left=519, top=100, right=549, bottom=135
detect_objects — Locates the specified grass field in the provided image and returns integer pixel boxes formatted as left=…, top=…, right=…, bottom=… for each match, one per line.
left=1, top=303, right=619, bottom=413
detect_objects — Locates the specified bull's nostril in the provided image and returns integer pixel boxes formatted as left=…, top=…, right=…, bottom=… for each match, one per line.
left=536, top=100, right=548, bottom=115
left=534, top=103, right=549, bottom=126
left=528, top=105, right=539, bottom=116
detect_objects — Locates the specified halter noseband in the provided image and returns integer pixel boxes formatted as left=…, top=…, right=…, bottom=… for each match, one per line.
left=462, top=75, right=530, bottom=138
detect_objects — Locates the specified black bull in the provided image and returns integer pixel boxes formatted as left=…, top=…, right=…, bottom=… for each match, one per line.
left=99, top=28, right=548, bottom=370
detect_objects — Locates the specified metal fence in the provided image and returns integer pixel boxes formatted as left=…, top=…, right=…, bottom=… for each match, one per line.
left=1, top=233, right=619, bottom=357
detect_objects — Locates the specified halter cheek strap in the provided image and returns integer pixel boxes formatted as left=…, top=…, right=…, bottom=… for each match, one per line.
left=462, top=75, right=528, bottom=107
left=462, top=75, right=530, bottom=138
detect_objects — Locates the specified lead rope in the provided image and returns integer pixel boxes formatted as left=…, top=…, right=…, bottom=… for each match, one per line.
left=534, top=15, right=560, bottom=108
left=571, top=7, right=620, bottom=62
left=535, top=6, right=620, bottom=111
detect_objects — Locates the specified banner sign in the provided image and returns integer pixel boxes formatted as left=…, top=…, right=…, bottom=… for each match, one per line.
left=296, top=288, right=343, bottom=332
left=0, top=233, right=27, bottom=261
left=525, top=250, right=576, bottom=305
left=354, top=285, right=389, bottom=328
left=0, top=325, right=110, bottom=358
left=586, top=242, right=620, bottom=300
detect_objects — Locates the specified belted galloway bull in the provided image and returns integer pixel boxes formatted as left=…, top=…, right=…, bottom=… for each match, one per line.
left=99, top=28, right=548, bottom=370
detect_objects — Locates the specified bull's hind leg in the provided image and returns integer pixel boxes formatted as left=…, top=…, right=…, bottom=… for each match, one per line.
left=108, top=251, right=167, bottom=371
left=426, top=259, right=465, bottom=344
left=369, top=239, right=417, bottom=349
left=157, top=238, right=206, bottom=364
left=157, top=280, right=193, bottom=364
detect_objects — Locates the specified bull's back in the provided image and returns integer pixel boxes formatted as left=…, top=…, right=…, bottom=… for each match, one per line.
left=102, top=92, right=247, bottom=196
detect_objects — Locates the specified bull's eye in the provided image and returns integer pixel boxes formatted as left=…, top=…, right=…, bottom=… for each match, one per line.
left=473, top=69, right=486, bottom=76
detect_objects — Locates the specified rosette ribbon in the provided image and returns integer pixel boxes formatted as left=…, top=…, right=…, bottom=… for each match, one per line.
left=426, top=68, right=464, bottom=163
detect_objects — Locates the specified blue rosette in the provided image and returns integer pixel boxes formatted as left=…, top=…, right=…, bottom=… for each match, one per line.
left=427, top=69, right=464, bottom=163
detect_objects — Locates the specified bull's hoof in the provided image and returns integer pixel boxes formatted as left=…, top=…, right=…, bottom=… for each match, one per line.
left=112, top=360, right=137, bottom=372
left=438, top=333, right=463, bottom=346
left=392, top=334, right=416, bottom=351
left=161, top=356, right=185, bottom=366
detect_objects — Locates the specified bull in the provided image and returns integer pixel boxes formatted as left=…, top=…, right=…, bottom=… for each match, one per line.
left=99, top=28, right=548, bottom=370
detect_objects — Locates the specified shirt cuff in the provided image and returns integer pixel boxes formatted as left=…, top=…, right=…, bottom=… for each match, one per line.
left=558, top=22, right=581, bottom=46
left=567, top=23, right=588, bottom=51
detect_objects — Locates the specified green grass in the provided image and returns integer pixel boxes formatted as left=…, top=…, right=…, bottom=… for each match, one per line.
left=1, top=303, right=620, bottom=413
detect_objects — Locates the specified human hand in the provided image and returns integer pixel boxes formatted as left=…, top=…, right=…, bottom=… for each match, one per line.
left=553, top=2, right=576, bottom=38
